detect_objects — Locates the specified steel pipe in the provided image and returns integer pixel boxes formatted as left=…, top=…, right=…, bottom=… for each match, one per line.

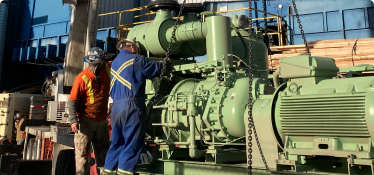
left=36, top=138, right=42, bottom=160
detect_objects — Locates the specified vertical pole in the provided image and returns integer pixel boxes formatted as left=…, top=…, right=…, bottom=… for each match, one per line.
left=277, top=16, right=281, bottom=46
left=84, top=0, right=100, bottom=69
left=119, top=12, right=122, bottom=26
left=125, top=24, right=128, bottom=39
left=36, top=137, right=42, bottom=160
left=64, top=3, right=89, bottom=87
left=23, top=133, right=29, bottom=160
left=279, top=17, right=283, bottom=46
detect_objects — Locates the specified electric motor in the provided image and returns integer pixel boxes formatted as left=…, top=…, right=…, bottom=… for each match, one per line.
left=253, top=55, right=374, bottom=159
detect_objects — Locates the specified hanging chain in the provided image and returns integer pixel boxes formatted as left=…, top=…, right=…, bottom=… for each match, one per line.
left=247, top=1, right=269, bottom=174
left=247, top=1, right=253, bottom=174
left=262, top=0, right=268, bottom=45
left=146, top=1, right=187, bottom=125
left=291, top=0, right=311, bottom=56
left=262, top=0, right=273, bottom=57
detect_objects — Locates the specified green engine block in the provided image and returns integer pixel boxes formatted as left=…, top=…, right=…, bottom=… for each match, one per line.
left=125, top=1, right=374, bottom=175
left=126, top=2, right=271, bottom=164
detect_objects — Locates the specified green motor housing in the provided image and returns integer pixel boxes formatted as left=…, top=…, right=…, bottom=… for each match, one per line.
left=255, top=55, right=374, bottom=159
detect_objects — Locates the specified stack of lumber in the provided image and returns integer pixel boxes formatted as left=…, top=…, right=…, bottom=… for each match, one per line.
left=268, top=38, right=374, bottom=70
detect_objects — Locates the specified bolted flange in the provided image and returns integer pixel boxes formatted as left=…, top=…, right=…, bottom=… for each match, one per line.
left=181, top=3, right=206, bottom=15
left=147, top=0, right=180, bottom=12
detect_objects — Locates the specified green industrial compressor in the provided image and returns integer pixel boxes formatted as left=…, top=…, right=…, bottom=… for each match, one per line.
left=124, top=1, right=374, bottom=175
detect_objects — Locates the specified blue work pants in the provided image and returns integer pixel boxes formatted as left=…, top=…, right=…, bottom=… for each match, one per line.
left=104, top=99, right=146, bottom=175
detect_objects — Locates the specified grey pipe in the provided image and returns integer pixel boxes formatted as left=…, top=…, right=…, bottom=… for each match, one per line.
left=0, top=0, right=8, bottom=86
left=187, top=94, right=199, bottom=159
left=189, top=115, right=199, bottom=158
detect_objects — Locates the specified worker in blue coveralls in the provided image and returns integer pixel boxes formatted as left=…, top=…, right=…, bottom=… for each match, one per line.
left=103, top=38, right=170, bottom=175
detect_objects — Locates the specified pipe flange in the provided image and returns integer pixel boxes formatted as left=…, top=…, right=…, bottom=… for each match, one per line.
left=147, top=0, right=180, bottom=12
left=181, top=3, right=206, bottom=15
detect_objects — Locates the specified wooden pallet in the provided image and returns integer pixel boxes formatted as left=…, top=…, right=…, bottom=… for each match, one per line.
left=268, top=38, right=374, bottom=70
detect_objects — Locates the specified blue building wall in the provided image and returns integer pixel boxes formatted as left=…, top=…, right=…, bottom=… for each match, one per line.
left=3, top=0, right=153, bottom=90
left=206, top=0, right=374, bottom=45
left=12, top=0, right=374, bottom=63
left=10, top=0, right=157, bottom=63
left=3, top=0, right=374, bottom=90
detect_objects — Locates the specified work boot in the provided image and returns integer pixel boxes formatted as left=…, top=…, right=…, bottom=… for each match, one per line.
left=97, top=167, right=104, bottom=175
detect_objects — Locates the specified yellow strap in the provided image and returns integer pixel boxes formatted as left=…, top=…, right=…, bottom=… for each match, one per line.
left=111, top=68, right=132, bottom=90
left=82, top=75, right=95, bottom=104
left=117, top=169, right=133, bottom=175
left=110, top=59, right=134, bottom=92
left=105, top=64, right=111, bottom=78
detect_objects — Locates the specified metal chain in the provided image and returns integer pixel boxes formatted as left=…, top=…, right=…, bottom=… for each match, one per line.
left=247, top=1, right=253, bottom=174
left=291, top=0, right=311, bottom=56
left=262, top=0, right=268, bottom=44
left=146, top=1, right=187, bottom=125
left=248, top=1, right=269, bottom=174
left=262, top=0, right=273, bottom=57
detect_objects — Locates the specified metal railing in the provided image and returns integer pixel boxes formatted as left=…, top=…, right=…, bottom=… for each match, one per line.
left=215, top=7, right=284, bottom=46
left=99, top=6, right=285, bottom=46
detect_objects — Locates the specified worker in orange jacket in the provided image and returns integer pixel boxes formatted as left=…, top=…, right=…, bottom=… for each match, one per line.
left=68, top=47, right=111, bottom=175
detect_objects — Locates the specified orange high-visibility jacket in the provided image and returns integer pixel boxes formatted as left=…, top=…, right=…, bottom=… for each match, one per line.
left=69, top=63, right=111, bottom=121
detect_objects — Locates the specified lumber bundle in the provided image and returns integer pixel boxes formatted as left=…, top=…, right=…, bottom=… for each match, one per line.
left=268, top=38, right=374, bottom=70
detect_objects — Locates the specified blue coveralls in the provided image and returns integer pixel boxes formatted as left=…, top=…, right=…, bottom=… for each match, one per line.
left=104, top=49, right=165, bottom=175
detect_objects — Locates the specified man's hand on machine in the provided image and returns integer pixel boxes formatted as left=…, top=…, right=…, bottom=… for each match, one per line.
left=159, top=57, right=170, bottom=62
left=160, top=57, right=171, bottom=71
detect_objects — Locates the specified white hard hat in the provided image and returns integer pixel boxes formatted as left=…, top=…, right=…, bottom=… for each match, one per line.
left=116, top=39, right=140, bottom=51
left=14, top=113, right=21, bottom=119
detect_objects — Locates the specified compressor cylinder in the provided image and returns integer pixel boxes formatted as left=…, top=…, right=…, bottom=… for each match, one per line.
left=153, top=75, right=273, bottom=147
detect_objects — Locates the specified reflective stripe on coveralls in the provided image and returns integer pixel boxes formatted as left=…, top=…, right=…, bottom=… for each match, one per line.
left=117, top=169, right=133, bottom=175
left=104, top=49, right=164, bottom=174
left=110, top=58, right=134, bottom=91
left=103, top=169, right=117, bottom=175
